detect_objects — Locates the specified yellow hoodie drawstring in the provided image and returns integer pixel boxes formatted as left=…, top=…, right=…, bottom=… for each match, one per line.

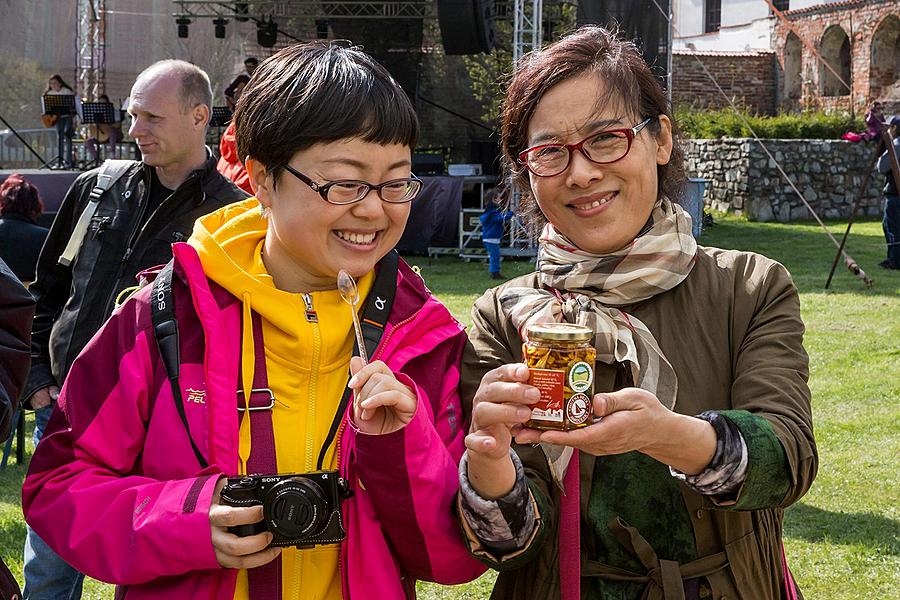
left=238, top=292, right=254, bottom=475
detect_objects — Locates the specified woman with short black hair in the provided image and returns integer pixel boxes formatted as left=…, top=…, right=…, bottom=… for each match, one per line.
left=24, top=42, right=484, bottom=599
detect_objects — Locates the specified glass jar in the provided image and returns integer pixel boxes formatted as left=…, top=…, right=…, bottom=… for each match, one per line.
left=522, top=323, right=596, bottom=431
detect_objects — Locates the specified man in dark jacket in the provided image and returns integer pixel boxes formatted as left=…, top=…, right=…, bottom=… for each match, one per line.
left=877, top=116, right=900, bottom=270
left=21, top=59, right=248, bottom=600
left=0, top=257, right=33, bottom=442
left=0, top=257, right=33, bottom=600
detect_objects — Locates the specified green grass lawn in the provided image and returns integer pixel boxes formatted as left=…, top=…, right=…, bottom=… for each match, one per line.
left=1, top=216, right=897, bottom=599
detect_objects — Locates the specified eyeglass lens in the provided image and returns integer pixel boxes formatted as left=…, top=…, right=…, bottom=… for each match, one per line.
left=526, top=131, right=631, bottom=176
left=327, top=179, right=419, bottom=204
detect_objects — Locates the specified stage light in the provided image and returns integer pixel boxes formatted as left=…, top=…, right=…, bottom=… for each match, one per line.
left=316, top=20, right=329, bottom=39
left=176, top=16, right=191, bottom=39
left=234, top=3, right=249, bottom=22
left=213, top=17, right=228, bottom=39
left=256, top=17, right=278, bottom=48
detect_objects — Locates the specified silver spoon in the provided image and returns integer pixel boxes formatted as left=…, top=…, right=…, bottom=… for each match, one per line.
left=337, top=269, right=368, bottom=365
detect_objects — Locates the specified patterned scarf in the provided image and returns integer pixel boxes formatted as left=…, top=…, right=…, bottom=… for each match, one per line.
left=499, top=198, right=697, bottom=487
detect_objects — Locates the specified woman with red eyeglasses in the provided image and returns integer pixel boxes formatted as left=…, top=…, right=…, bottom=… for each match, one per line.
left=456, top=26, right=816, bottom=600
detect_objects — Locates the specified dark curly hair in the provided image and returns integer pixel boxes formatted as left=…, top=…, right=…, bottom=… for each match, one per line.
left=0, top=174, right=43, bottom=222
left=500, top=25, right=687, bottom=229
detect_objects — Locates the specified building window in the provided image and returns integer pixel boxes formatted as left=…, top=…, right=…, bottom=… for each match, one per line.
left=819, top=25, right=851, bottom=97
left=772, top=0, right=789, bottom=12
left=705, top=0, right=721, bottom=33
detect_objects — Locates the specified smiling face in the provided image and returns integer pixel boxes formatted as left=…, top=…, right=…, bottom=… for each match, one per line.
left=127, top=72, right=207, bottom=170
left=525, top=72, right=673, bottom=254
left=249, top=138, right=413, bottom=293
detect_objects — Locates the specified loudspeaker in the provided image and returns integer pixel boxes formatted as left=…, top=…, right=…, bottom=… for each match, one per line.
left=577, top=0, right=670, bottom=81
left=413, top=153, right=445, bottom=176
left=437, top=0, right=496, bottom=55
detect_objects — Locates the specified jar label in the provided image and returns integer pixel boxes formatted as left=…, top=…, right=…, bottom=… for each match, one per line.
left=527, top=368, right=564, bottom=422
left=568, top=361, right=593, bottom=393
left=566, top=393, right=591, bottom=425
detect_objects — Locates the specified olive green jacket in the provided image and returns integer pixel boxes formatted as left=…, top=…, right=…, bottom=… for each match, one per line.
left=459, top=247, right=817, bottom=600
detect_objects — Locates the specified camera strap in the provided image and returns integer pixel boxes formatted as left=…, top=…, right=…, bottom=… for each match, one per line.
left=316, top=250, right=398, bottom=471
left=151, top=251, right=400, bottom=472
left=151, top=261, right=209, bottom=468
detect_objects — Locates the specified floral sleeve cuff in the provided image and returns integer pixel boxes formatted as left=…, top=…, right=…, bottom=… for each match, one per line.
left=670, top=410, right=748, bottom=500
left=458, top=449, right=537, bottom=554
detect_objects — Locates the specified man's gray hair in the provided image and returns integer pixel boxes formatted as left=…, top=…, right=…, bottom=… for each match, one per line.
left=135, top=59, right=213, bottom=115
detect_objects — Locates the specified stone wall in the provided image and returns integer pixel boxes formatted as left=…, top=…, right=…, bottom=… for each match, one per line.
left=684, top=138, right=885, bottom=222
left=672, top=51, right=777, bottom=115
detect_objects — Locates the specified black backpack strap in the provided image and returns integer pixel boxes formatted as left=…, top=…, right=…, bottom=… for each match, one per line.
left=316, top=250, right=400, bottom=470
left=150, top=261, right=209, bottom=468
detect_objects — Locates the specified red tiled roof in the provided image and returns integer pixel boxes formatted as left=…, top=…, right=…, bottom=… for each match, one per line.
left=673, top=49, right=775, bottom=57
left=783, top=0, right=874, bottom=17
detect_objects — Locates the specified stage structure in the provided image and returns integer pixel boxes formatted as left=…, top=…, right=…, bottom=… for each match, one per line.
left=167, top=1, right=569, bottom=259
left=77, top=0, right=107, bottom=101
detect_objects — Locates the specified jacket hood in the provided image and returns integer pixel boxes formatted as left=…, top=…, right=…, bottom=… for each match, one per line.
left=218, top=122, right=239, bottom=164
left=187, top=197, right=302, bottom=335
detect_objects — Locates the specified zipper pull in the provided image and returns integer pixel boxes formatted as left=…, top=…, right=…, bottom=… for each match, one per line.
left=302, top=293, right=318, bottom=322
left=122, top=247, right=133, bottom=262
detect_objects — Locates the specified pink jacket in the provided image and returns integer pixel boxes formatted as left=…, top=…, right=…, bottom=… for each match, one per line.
left=23, top=243, right=485, bottom=599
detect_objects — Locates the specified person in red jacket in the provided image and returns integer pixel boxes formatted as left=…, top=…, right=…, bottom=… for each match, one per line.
left=217, top=120, right=252, bottom=194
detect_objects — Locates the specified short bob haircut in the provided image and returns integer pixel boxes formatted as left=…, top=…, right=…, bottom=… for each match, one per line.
left=501, top=26, right=686, bottom=228
left=0, top=174, right=44, bottom=222
left=234, top=41, right=419, bottom=188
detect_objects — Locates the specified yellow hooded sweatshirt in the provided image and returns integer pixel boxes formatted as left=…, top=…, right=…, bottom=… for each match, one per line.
left=189, top=198, right=373, bottom=600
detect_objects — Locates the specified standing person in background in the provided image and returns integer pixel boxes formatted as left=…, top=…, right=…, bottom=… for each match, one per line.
left=21, top=59, right=248, bottom=600
left=863, top=101, right=886, bottom=142
left=43, top=75, right=77, bottom=168
left=877, top=115, right=900, bottom=270
left=0, top=256, right=34, bottom=450
left=84, top=94, right=124, bottom=162
left=224, top=57, right=258, bottom=112
left=217, top=76, right=252, bottom=194
left=0, top=174, right=49, bottom=284
left=0, top=257, right=34, bottom=600
left=480, top=188, right=513, bottom=280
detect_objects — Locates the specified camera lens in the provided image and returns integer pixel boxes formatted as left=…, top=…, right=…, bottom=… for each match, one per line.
left=262, top=477, right=329, bottom=539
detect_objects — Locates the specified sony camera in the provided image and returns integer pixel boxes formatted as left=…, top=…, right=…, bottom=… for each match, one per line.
left=220, top=471, right=353, bottom=548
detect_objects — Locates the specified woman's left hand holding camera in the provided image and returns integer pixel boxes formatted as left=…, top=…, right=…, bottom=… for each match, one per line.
left=209, top=478, right=283, bottom=569
left=348, top=356, right=416, bottom=435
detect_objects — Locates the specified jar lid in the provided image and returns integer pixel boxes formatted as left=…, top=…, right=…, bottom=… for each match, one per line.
left=526, top=323, right=593, bottom=341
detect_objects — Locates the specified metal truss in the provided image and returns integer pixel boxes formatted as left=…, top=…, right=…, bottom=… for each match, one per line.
left=171, top=1, right=561, bottom=22
left=76, top=0, right=107, bottom=99
left=172, top=1, right=436, bottom=20
left=512, top=0, right=542, bottom=63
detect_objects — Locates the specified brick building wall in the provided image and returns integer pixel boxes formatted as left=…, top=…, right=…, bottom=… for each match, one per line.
left=773, top=0, right=899, bottom=112
left=672, top=51, right=777, bottom=115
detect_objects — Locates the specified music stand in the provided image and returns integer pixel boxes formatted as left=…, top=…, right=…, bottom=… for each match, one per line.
left=81, top=101, right=117, bottom=125
left=210, top=106, right=232, bottom=127
left=41, top=94, right=78, bottom=169
left=81, top=102, right=119, bottom=168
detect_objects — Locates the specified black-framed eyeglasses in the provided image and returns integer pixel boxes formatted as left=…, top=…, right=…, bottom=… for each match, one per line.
left=518, top=117, right=655, bottom=178
left=281, top=164, right=423, bottom=205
